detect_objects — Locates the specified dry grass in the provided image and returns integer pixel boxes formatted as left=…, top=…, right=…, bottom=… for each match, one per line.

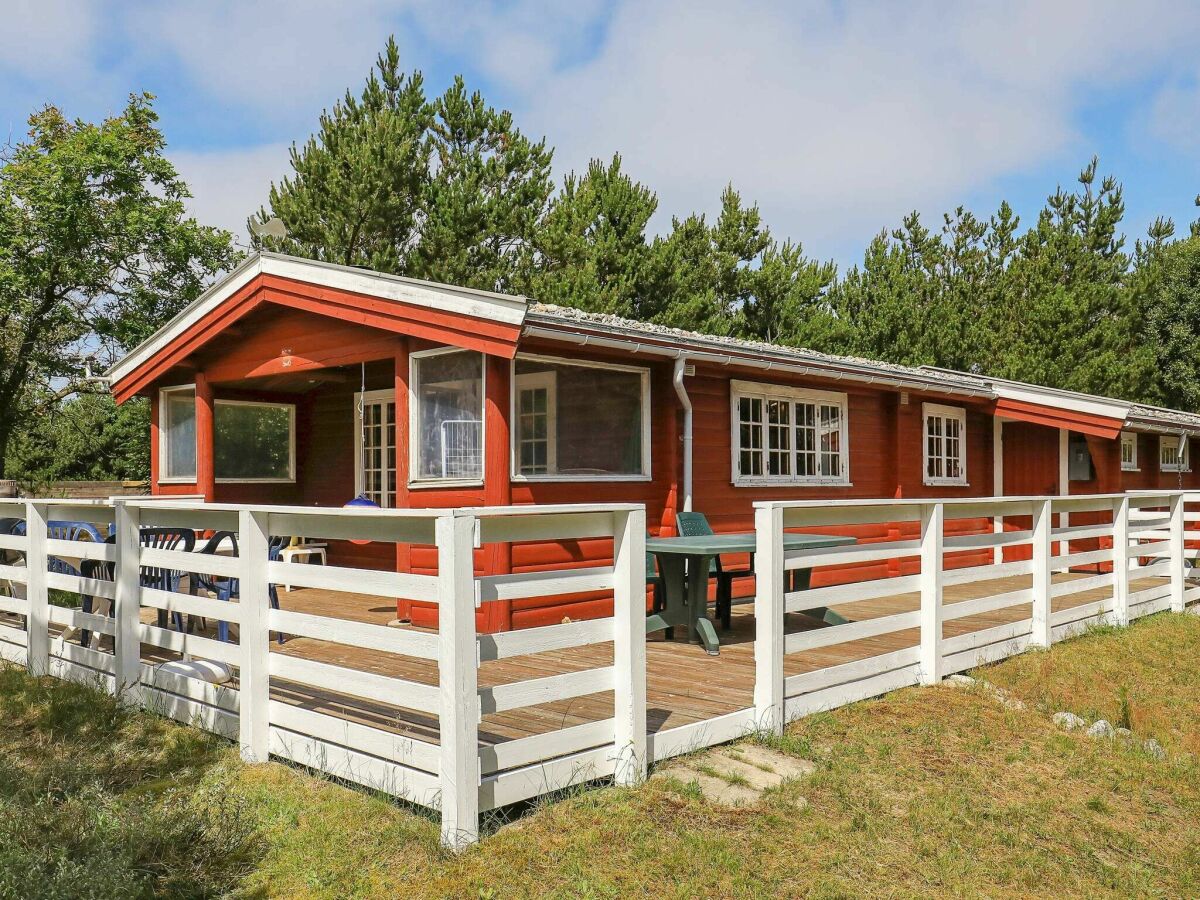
left=230, top=613, right=1200, bottom=899
left=983, top=612, right=1200, bottom=755
left=5, top=612, right=1200, bottom=898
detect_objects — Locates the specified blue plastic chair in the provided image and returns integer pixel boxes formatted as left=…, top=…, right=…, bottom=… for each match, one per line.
left=189, top=531, right=288, bottom=643
left=13, top=519, right=106, bottom=578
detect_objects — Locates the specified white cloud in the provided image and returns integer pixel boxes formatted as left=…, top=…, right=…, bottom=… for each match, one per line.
left=171, top=143, right=292, bottom=245
left=514, top=0, right=1200, bottom=258
left=1146, top=75, right=1200, bottom=154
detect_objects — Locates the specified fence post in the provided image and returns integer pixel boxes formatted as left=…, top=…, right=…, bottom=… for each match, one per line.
left=113, top=501, right=143, bottom=700
left=239, top=509, right=271, bottom=763
left=918, top=502, right=944, bottom=685
left=1169, top=493, right=1186, bottom=613
left=611, top=507, right=647, bottom=786
left=1111, top=496, right=1130, bottom=626
left=1030, top=498, right=1053, bottom=647
left=24, top=501, right=48, bottom=676
left=753, top=503, right=785, bottom=734
left=437, top=512, right=480, bottom=851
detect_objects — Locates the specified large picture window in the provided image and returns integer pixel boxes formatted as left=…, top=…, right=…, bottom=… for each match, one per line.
left=159, top=385, right=197, bottom=482
left=511, top=355, right=651, bottom=480
left=355, top=390, right=396, bottom=506
left=411, top=348, right=484, bottom=483
left=214, top=400, right=295, bottom=482
left=923, top=403, right=967, bottom=486
left=731, top=380, right=848, bottom=486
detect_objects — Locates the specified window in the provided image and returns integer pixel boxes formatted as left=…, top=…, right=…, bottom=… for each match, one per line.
left=511, top=355, right=650, bottom=480
left=1160, top=434, right=1189, bottom=473
left=923, top=403, right=967, bottom=486
left=731, top=380, right=849, bottom=486
left=214, top=400, right=295, bottom=482
left=1120, top=432, right=1138, bottom=471
left=355, top=390, right=396, bottom=506
left=411, top=348, right=484, bottom=482
left=159, top=386, right=197, bottom=481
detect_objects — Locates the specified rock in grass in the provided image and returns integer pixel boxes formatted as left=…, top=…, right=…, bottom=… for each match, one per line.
left=1053, top=712, right=1087, bottom=731
left=1087, top=719, right=1115, bottom=739
left=1115, top=727, right=1133, bottom=740
left=1143, top=739, right=1166, bottom=760
left=945, top=674, right=975, bottom=687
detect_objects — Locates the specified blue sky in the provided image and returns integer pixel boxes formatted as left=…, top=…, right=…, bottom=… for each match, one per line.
left=5, top=0, right=1200, bottom=273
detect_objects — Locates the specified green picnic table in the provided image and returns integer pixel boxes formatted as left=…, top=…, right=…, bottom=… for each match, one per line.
left=645, top=532, right=857, bottom=655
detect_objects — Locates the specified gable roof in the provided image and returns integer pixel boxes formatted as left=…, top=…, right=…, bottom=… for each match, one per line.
left=107, top=253, right=529, bottom=400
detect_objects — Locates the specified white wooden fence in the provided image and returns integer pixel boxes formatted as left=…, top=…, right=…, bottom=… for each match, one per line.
left=0, top=491, right=1197, bottom=848
left=752, top=491, right=1198, bottom=734
left=0, top=498, right=647, bottom=851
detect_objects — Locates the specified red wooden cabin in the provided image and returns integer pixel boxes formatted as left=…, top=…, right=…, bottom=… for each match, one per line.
left=107, top=253, right=1200, bottom=632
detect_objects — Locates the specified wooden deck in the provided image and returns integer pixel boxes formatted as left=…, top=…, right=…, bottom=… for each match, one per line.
left=200, top=570, right=1159, bottom=749
left=5, top=570, right=1160, bottom=751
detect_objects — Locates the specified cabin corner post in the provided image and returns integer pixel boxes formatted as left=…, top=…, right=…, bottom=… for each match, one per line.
left=238, top=508, right=271, bottom=763
left=195, top=371, right=215, bottom=501
left=918, top=502, right=944, bottom=685
left=113, top=501, right=143, bottom=701
left=753, top=503, right=785, bottom=734
left=436, top=512, right=480, bottom=851
left=1169, top=492, right=1186, bottom=613
left=611, top=506, right=648, bottom=786
left=1111, top=495, right=1131, bottom=626
left=24, top=501, right=49, bottom=677
left=1030, top=498, right=1054, bottom=647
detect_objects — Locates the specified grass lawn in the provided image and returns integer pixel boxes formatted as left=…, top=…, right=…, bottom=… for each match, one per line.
left=4, top=612, right=1200, bottom=898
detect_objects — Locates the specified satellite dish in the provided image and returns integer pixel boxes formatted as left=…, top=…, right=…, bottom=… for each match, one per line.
left=249, top=217, right=288, bottom=240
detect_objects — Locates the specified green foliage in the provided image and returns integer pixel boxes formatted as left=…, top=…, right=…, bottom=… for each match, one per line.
left=0, top=94, right=235, bottom=478
left=4, top=394, right=149, bottom=487
left=826, top=159, right=1163, bottom=402
left=1136, top=236, right=1200, bottom=410
left=519, top=154, right=658, bottom=318
left=0, top=664, right=259, bottom=898
left=255, top=37, right=553, bottom=294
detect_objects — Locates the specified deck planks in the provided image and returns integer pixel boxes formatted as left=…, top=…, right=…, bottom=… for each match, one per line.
left=0, top=570, right=1164, bottom=749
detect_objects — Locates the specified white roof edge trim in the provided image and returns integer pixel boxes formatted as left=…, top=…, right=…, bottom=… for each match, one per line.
left=522, top=324, right=994, bottom=399
left=922, top=366, right=1130, bottom=421
left=107, top=254, right=264, bottom=383
left=108, top=253, right=529, bottom=386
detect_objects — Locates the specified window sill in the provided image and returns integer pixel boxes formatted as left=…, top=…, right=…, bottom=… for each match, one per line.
left=924, top=479, right=968, bottom=487
left=215, top=478, right=296, bottom=484
left=1121, top=466, right=1140, bottom=473
left=158, top=477, right=198, bottom=485
left=408, top=479, right=484, bottom=490
left=512, top=474, right=652, bottom=483
left=731, top=479, right=853, bottom=489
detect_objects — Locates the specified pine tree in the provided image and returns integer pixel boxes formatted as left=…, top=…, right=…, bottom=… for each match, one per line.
left=253, top=38, right=431, bottom=271
left=519, top=154, right=657, bottom=317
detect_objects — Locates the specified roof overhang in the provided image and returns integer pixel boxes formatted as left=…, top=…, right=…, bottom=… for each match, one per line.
left=523, top=314, right=994, bottom=400
left=108, top=253, right=528, bottom=402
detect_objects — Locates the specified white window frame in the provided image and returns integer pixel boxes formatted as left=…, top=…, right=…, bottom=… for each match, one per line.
left=922, top=403, right=968, bottom=487
left=729, top=379, right=850, bottom=487
left=1159, top=434, right=1190, bottom=473
left=158, top=384, right=197, bottom=484
left=409, top=346, right=486, bottom=488
left=1120, top=431, right=1138, bottom=472
left=354, top=388, right=397, bottom=507
left=213, top=398, right=296, bottom=484
left=509, top=353, right=653, bottom=483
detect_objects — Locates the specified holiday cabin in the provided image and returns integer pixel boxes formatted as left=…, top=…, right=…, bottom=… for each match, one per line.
left=106, top=253, right=1200, bottom=632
